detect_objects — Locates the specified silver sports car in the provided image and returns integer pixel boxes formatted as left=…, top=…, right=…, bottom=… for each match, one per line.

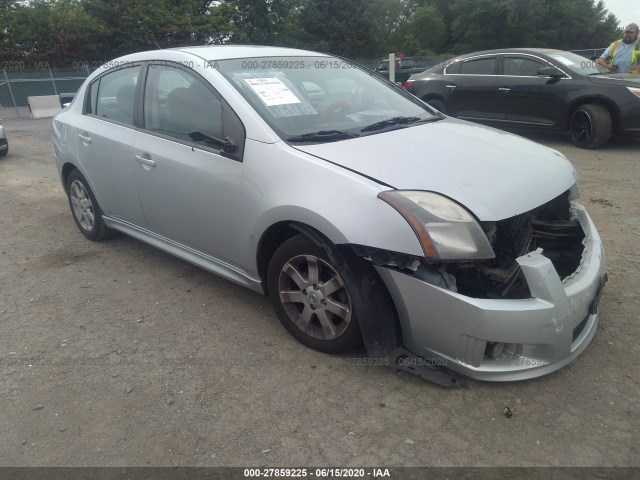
left=52, top=46, right=607, bottom=385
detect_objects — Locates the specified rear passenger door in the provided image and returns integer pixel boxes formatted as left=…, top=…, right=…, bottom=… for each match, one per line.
left=442, top=55, right=502, bottom=121
left=134, top=62, right=247, bottom=263
left=75, top=64, right=147, bottom=225
left=497, top=54, right=567, bottom=127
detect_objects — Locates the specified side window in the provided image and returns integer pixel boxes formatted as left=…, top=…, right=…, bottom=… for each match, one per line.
left=144, top=65, right=223, bottom=145
left=459, top=57, right=496, bottom=75
left=88, top=66, right=141, bottom=125
left=143, top=64, right=245, bottom=159
left=444, top=61, right=462, bottom=74
left=503, top=57, right=546, bottom=76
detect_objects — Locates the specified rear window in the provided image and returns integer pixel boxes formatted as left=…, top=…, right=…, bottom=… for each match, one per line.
left=458, top=57, right=496, bottom=75
left=87, top=66, right=141, bottom=125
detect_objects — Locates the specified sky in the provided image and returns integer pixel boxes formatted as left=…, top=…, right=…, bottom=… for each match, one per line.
left=602, top=0, right=640, bottom=27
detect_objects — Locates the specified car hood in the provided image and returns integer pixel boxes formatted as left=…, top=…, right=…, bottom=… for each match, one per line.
left=293, top=118, right=578, bottom=221
left=587, top=73, right=640, bottom=86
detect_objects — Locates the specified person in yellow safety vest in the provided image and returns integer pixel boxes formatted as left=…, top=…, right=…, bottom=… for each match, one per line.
left=596, top=23, right=639, bottom=73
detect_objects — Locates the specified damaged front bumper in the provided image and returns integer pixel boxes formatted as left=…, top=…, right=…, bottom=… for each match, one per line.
left=376, top=204, right=606, bottom=382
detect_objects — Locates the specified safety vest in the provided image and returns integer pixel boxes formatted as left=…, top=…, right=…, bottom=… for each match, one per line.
left=608, top=38, right=640, bottom=65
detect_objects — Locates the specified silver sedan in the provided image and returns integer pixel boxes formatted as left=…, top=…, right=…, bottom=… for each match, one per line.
left=52, top=46, right=607, bottom=385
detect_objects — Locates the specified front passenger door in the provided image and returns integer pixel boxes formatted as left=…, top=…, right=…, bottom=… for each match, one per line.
left=497, top=55, right=566, bottom=127
left=134, top=63, right=246, bottom=264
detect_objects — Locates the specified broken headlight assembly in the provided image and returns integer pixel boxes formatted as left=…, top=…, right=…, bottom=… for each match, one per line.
left=379, top=190, right=586, bottom=300
left=378, top=190, right=495, bottom=261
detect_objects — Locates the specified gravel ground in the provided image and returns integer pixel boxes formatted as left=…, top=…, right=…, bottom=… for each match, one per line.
left=0, top=118, right=638, bottom=468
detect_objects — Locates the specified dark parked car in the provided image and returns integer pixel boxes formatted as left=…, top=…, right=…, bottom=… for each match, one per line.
left=407, top=48, right=640, bottom=148
left=375, top=56, right=427, bottom=88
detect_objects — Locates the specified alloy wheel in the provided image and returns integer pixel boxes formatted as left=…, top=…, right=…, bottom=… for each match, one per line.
left=278, top=254, right=352, bottom=341
left=571, top=110, right=593, bottom=145
left=70, top=179, right=95, bottom=231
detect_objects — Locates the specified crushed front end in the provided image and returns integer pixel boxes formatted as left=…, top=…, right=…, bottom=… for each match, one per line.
left=370, top=193, right=607, bottom=381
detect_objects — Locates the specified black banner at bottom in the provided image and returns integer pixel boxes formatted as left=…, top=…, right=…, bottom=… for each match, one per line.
left=0, top=467, right=638, bottom=480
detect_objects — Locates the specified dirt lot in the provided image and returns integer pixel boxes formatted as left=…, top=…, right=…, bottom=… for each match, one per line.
left=0, top=118, right=638, bottom=468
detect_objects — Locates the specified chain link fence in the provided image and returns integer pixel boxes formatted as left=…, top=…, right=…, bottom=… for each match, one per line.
left=0, top=67, right=91, bottom=118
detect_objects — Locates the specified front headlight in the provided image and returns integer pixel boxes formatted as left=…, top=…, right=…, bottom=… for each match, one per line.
left=628, top=87, right=640, bottom=99
left=378, top=191, right=495, bottom=261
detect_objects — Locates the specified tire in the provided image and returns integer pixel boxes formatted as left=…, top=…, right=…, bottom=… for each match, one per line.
left=569, top=104, right=611, bottom=149
left=0, top=143, right=7, bottom=157
left=425, top=98, right=448, bottom=115
left=267, top=234, right=364, bottom=354
left=66, top=169, right=115, bottom=241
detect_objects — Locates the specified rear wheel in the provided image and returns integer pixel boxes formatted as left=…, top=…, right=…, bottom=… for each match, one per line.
left=267, top=234, right=363, bottom=353
left=569, top=104, right=611, bottom=149
left=425, top=98, right=448, bottom=115
left=66, top=169, right=115, bottom=241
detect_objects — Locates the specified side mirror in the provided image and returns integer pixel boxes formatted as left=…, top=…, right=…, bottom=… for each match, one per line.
left=537, top=67, right=565, bottom=78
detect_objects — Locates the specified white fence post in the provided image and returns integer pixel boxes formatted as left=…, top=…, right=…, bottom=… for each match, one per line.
left=388, top=53, right=396, bottom=83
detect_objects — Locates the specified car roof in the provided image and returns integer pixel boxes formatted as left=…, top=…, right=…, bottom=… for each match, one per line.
left=451, top=48, right=565, bottom=59
left=172, top=45, right=331, bottom=60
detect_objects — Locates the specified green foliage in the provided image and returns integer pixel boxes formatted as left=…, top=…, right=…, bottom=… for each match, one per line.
left=403, top=3, right=447, bottom=54
left=298, top=0, right=385, bottom=57
left=0, top=0, right=625, bottom=67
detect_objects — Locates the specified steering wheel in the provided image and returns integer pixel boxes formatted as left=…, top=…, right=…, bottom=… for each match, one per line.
left=317, top=101, right=350, bottom=125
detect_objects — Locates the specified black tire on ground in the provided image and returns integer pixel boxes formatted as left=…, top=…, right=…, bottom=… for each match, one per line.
left=267, top=234, right=368, bottom=354
left=0, top=144, right=7, bottom=157
left=569, top=103, right=612, bottom=149
left=66, top=169, right=115, bottom=241
left=425, top=98, right=448, bottom=115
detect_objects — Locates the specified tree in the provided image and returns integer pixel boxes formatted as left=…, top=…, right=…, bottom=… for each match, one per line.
left=299, top=0, right=384, bottom=58
left=0, top=0, right=626, bottom=66
left=403, top=2, right=448, bottom=54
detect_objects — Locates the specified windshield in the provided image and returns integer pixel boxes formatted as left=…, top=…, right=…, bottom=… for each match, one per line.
left=214, top=56, right=437, bottom=142
left=547, top=51, right=608, bottom=76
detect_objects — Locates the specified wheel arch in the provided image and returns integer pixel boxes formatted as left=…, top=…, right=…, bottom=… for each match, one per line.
left=566, top=96, right=620, bottom=134
left=257, top=220, right=403, bottom=358
left=420, top=93, right=446, bottom=103
left=61, top=162, right=78, bottom=194
left=256, top=221, right=301, bottom=292
left=256, top=219, right=349, bottom=293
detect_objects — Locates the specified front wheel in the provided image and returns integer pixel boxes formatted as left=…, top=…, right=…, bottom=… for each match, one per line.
left=267, top=234, right=363, bottom=353
left=569, top=104, right=611, bottom=149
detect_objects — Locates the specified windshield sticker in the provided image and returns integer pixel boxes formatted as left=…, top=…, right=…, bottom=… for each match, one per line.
left=550, top=56, right=575, bottom=67
left=244, top=77, right=302, bottom=106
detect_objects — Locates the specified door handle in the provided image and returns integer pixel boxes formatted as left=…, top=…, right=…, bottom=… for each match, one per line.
left=135, top=154, right=156, bottom=168
left=499, top=87, right=511, bottom=93
left=445, top=85, right=457, bottom=89
left=78, top=133, right=92, bottom=144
